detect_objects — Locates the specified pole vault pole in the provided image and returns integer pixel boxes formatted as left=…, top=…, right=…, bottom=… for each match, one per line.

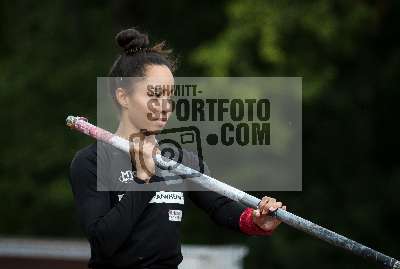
left=66, top=115, right=399, bottom=269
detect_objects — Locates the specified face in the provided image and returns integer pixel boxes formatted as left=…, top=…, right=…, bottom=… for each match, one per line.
left=116, top=65, right=174, bottom=133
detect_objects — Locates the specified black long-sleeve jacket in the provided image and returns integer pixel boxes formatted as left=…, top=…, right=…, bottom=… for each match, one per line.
left=69, top=141, right=246, bottom=269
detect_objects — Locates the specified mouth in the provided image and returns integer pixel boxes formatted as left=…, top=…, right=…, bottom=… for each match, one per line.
left=155, top=118, right=168, bottom=126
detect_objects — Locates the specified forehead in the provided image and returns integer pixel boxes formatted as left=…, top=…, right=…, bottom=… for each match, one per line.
left=144, top=65, right=174, bottom=85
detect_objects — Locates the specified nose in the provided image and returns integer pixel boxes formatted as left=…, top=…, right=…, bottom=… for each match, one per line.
left=160, top=98, right=173, bottom=113
left=161, top=103, right=172, bottom=120
left=150, top=98, right=172, bottom=121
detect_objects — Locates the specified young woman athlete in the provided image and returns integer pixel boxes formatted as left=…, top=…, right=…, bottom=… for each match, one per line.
left=69, top=28, right=286, bottom=269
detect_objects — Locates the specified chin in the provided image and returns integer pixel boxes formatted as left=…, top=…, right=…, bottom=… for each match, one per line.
left=145, top=124, right=165, bottom=133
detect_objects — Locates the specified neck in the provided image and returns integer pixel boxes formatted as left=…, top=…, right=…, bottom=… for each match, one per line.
left=114, top=113, right=157, bottom=143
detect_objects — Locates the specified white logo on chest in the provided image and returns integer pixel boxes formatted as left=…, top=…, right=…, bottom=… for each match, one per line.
left=168, top=209, right=182, bottom=222
left=149, top=191, right=184, bottom=204
left=118, top=170, right=137, bottom=183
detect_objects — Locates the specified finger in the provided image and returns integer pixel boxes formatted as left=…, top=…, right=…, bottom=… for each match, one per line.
left=129, top=143, right=139, bottom=158
left=264, top=197, right=274, bottom=212
left=260, top=200, right=271, bottom=214
left=270, top=201, right=283, bottom=212
left=269, top=206, right=277, bottom=212
left=258, top=197, right=270, bottom=213
left=253, top=209, right=261, bottom=218
left=260, top=196, right=270, bottom=207
left=264, top=198, right=276, bottom=214
left=129, top=133, right=144, bottom=155
left=259, top=203, right=268, bottom=215
left=258, top=199, right=268, bottom=214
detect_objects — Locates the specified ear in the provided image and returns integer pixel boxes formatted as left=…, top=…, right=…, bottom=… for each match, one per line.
left=115, top=87, right=129, bottom=109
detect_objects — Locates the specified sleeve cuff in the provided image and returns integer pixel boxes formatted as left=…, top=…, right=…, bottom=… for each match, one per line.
left=239, top=207, right=273, bottom=236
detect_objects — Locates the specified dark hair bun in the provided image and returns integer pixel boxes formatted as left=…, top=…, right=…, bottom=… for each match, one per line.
left=115, top=28, right=149, bottom=51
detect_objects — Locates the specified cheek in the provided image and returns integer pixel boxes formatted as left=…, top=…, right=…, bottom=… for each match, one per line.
left=128, top=94, right=149, bottom=112
left=128, top=95, right=157, bottom=123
